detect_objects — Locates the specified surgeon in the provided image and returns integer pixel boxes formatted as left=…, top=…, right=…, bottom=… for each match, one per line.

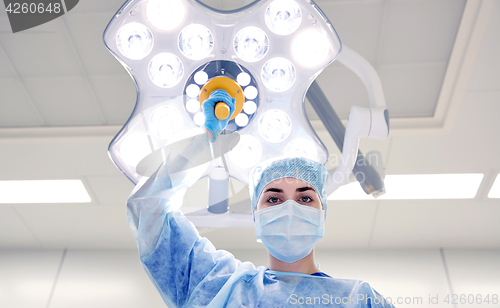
left=126, top=90, right=395, bottom=307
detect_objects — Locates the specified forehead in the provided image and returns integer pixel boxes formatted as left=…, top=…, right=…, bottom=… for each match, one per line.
left=263, top=177, right=314, bottom=191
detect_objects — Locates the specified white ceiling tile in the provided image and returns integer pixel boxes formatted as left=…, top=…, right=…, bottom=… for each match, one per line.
left=378, top=63, right=447, bottom=118
left=387, top=91, right=500, bottom=174
left=24, top=76, right=104, bottom=125
left=86, top=175, right=134, bottom=206
left=50, top=250, right=165, bottom=308
left=0, top=206, right=41, bottom=248
left=63, top=13, right=127, bottom=75
left=15, top=204, right=136, bottom=249
left=312, top=64, right=371, bottom=119
left=0, top=22, right=82, bottom=77
left=320, top=201, right=378, bottom=248
left=444, top=249, right=500, bottom=308
left=0, top=251, right=63, bottom=308
left=372, top=200, right=500, bottom=248
left=467, top=0, right=500, bottom=91
left=0, top=78, right=44, bottom=127
left=379, top=0, right=466, bottom=65
left=89, top=74, right=136, bottom=125
left=316, top=0, right=385, bottom=65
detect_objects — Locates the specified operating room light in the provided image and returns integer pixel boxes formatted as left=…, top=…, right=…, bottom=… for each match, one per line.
left=265, top=0, right=302, bottom=35
left=186, top=84, right=200, bottom=98
left=120, top=134, right=152, bottom=167
left=104, top=0, right=348, bottom=187
left=237, top=72, right=251, bottom=86
left=328, top=174, right=484, bottom=200
left=178, top=24, right=214, bottom=60
left=116, top=22, right=154, bottom=60
left=258, top=109, right=292, bottom=143
left=235, top=113, right=249, bottom=127
left=284, top=138, right=318, bottom=161
left=193, top=112, right=205, bottom=126
left=261, top=57, right=296, bottom=92
left=194, top=71, right=209, bottom=85
left=186, top=99, right=201, bottom=113
left=0, top=180, right=91, bottom=204
left=149, top=106, right=184, bottom=139
left=234, top=26, right=269, bottom=62
left=292, top=30, right=330, bottom=67
left=244, top=86, right=258, bottom=100
left=146, top=0, right=185, bottom=30
left=488, top=174, right=500, bottom=198
left=228, top=135, right=263, bottom=168
left=243, top=101, right=257, bottom=114
left=148, top=53, right=184, bottom=88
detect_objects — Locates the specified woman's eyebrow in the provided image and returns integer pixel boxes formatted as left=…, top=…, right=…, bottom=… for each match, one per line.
left=296, top=187, right=315, bottom=193
left=264, top=188, right=283, bottom=193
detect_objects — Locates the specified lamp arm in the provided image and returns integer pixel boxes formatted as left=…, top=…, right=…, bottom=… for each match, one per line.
left=337, top=45, right=387, bottom=109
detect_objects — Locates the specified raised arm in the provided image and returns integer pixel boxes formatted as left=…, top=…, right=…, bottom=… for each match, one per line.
left=127, top=161, right=241, bottom=308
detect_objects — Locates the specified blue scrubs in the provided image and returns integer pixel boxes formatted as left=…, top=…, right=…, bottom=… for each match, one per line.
left=127, top=165, right=396, bottom=307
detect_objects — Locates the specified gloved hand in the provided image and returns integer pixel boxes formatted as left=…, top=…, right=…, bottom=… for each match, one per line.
left=202, top=89, right=236, bottom=142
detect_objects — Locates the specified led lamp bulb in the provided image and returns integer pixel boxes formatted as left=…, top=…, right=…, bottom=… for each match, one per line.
left=237, top=72, right=251, bottom=86
left=258, top=109, right=292, bottom=143
left=194, top=71, right=208, bottom=85
left=292, top=30, right=330, bottom=67
left=148, top=53, right=184, bottom=88
left=234, top=26, right=269, bottom=62
left=149, top=106, right=184, bottom=139
left=244, top=86, right=258, bottom=100
left=243, top=101, right=257, bottom=114
left=147, top=0, right=184, bottom=30
left=116, top=22, right=154, bottom=60
left=261, top=57, right=296, bottom=92
left=186, top=84, right=200, bottom=98
left=179, top=24, right=214, bottom=60
left=265, top=0, right=302, bottom=35
left=235, top=113, right=249, bottom=127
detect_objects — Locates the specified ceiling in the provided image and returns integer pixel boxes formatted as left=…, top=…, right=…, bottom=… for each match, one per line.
left=0, top=0, right=499, bottom=250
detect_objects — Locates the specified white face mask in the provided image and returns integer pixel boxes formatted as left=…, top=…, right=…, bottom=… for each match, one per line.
left=254, top=199, right=325, bottom=263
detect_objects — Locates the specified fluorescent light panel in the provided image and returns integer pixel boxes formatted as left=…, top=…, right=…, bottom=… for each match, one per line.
left=328, top=174, right=484, bottom=200
left=488, top=174, right=500, bottom=198
left=0, top=180, right=91, bottom=204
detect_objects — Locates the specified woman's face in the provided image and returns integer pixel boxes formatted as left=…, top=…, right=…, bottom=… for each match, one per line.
left=256, top=178, right=322, bottom=211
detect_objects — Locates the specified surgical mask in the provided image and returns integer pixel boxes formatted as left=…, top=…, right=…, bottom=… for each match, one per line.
left=254, top=199, right=325, bottom=263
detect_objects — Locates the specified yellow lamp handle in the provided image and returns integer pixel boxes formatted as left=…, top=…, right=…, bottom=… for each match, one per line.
left=215, top=102, right=230, bottom=120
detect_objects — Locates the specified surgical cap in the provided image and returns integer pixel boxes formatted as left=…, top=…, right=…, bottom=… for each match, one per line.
left=249, top=157, right=328, bottom=212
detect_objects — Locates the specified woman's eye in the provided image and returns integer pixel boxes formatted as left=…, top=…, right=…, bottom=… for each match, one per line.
left=299, top=196, right=312, bottom=203
left=267, top=197, right=280, bottom=203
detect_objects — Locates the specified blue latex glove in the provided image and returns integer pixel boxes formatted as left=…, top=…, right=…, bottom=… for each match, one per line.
left=202, top=89, right=236, bottom=142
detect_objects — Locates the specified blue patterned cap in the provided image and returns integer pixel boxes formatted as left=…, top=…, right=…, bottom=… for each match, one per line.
left=249, top=157, right=328, bottom=212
